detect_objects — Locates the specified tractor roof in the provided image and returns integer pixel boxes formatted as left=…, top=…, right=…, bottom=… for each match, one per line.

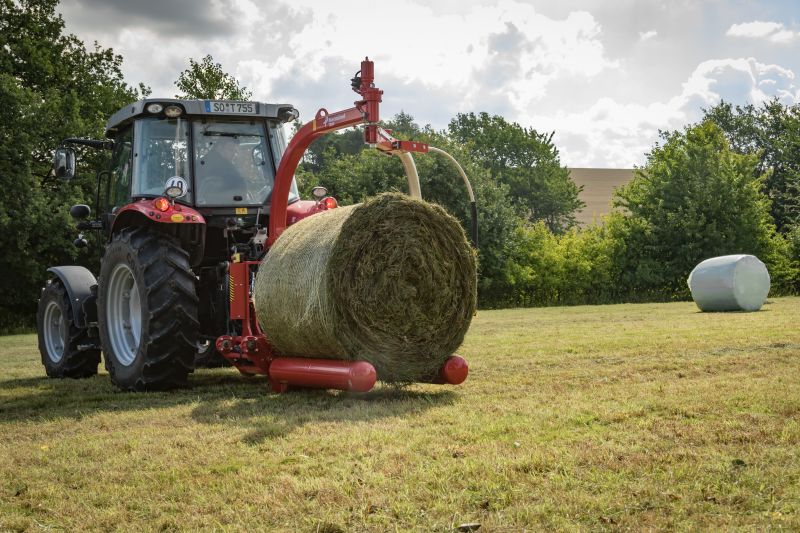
left=105, top=98, right=296, bottom=137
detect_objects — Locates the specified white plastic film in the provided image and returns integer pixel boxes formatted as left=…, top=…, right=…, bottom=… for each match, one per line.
left=687, top=254, right=770, bottom=312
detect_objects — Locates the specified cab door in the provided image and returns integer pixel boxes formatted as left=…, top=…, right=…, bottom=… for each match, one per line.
left=104, top=126, right=133, bottom=232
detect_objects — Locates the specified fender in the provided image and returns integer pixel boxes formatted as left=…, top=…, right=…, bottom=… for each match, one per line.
left=110, top=198, right=207, bottom=265
left=46, top=266, right=97, bottom=329
left=110, top=198, right=206, bottom=235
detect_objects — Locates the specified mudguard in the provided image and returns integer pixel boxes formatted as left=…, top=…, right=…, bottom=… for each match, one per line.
left=46, top=266, right=97, bottom=329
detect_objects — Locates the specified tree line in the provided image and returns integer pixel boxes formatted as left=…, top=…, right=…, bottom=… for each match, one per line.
left=1, top=0, right=798, bottom=332
left=298, top=104, right=800, bottom=308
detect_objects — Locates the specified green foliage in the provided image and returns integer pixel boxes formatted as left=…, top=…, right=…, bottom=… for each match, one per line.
left=704, top=99, right=800, bottom=233
left=447, top=112, right=584, bottom=233
left=174, top=54, right=252, bottom=100
left=611, top=121, right=790, bottom=296
left=499, top=220, right=624, bottom=307
left=490, top=121, right=799, bottom=308
left=0, top=0, right=142, bottom=331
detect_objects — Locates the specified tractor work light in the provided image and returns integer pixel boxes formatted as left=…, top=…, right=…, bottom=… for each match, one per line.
left=146, top=103, right=164, bottom=114
left=164, top=105, right=183, bottom=118
left=153, top=197, right=171, bottom=212
left=278, top=106, right=300, bottom=122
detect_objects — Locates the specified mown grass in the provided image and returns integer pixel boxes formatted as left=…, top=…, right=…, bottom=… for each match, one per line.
left=1, top=298, right=799, bottom=532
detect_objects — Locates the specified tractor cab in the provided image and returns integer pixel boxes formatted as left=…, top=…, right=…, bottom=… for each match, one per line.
left=55, top=99, right=315, bottom=267
left=102, top=99, right=300, bottom=212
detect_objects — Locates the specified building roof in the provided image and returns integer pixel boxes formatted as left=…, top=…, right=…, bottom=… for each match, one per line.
left=569, top=168, right=635, bottom=226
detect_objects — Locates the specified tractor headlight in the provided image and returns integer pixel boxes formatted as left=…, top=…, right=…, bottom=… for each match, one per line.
left=164, top=105, right=183, bottom=118
left=146, top=103, right=164, bottom=114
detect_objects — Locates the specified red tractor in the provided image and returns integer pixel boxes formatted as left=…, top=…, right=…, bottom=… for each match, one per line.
left=37, top=58, right=476, bottom=392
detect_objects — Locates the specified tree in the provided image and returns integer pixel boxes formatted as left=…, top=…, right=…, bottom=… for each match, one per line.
left=0, top=0, right=143, bottom=331
left=704, top=99, right=800, bottom=233
left=447, top=112, right=584, bottom=233
left=175, top=55, right=252, bottom=100
left=610, top=121, right=787, bottom=296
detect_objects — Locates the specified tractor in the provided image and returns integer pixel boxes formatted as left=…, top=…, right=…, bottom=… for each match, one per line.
left=37, top=58, right=476, bottom=392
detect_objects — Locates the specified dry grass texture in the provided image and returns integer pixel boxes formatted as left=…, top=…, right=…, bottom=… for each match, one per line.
left=1, top=298, right=798, bottom=531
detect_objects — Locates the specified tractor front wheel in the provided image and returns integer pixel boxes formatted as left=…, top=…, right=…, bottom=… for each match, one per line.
left=36, top=280, right=101, bottom=378
left=98, top=228, right=199, bottom=391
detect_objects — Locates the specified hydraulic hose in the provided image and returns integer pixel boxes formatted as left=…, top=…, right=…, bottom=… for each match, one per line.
left=428, top=146, right=477, bottom=248
left=396, top=152, right=422, bottom=199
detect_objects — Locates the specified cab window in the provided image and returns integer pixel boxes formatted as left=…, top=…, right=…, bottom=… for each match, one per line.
left=193, top=120, right=274, bottom=206
left=107, top=126, right=133, bottom=209
left=132, top=117, right=191, bottom=201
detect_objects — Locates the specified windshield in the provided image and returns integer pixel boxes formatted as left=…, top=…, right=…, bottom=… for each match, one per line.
left=132, top=117, right=191, bottom=201
left=194, top=120, right=274, bottom=206
left=132, top=117, right=299, bottom=207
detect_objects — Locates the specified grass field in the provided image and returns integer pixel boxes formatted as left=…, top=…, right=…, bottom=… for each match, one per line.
left=1, top=298, right=799, bottom=532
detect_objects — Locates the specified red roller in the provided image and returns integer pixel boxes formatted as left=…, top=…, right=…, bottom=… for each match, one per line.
left=438, top=355, right=469, bottom=385
left=269, top=357, right=377, bottom=392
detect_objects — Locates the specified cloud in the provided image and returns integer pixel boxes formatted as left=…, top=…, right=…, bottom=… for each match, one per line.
left=56, top=0, right=800, bottom=168
left=59, top=0, right=239, bottom=37
left=535, top=57, right=800, bottom=167
left=727, top=21, right=798, bottom=43
left=240, top=0, right=620, bottom=131
left=639, top=30, right=657, bottom=42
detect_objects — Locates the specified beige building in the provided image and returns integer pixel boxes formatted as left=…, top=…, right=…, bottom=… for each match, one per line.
left=569, top=168, right=635, bottom=226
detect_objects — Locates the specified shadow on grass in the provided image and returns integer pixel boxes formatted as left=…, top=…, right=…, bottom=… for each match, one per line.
left=191, top=383, right=457, bottom=444
left=0, top=369, right=456, bottom=443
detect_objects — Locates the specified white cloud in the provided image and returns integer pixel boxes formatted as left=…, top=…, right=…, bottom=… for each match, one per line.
left=727, top=21, right=798, bottom=43
left=639, top=30, right=657, bottom=42
left=56, top=1, right=800, bottom=168
left=535, top=57, right=800, bottom=167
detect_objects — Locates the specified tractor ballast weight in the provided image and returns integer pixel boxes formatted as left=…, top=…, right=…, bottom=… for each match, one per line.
left=37, top=58, right=475, bottom=393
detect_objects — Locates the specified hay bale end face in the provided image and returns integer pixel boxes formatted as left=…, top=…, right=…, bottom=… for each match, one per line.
left=254, top=193, right=477, bottom=383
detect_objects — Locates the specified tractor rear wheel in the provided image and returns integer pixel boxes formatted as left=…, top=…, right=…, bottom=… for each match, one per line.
left=98, top=228, right=199, bottom=391
left=36, top=280, right=101, bottom=378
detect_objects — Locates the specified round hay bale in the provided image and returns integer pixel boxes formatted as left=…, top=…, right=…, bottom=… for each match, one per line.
left=687, top=254, right=770, bottom=312
left=254, top=193, right=477, bottom=382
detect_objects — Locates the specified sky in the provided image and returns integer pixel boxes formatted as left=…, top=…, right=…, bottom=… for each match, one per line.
left=57, top=0, right=800, bottom=168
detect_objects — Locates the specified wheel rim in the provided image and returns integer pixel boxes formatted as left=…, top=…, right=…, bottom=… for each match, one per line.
left=43, top=300, right=66, bottom=363
left=106, top=263, right=142, bottom=366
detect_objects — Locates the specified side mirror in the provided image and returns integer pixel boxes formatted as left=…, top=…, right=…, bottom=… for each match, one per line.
left=53, top=147, right=76, bottom=180
left=70, top=204, right=91, bottom=220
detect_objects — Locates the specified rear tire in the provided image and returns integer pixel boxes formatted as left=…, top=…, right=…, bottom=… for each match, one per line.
left=36, top=280, right=101, bottom=378
left=98, top=228, right=199, bottom=391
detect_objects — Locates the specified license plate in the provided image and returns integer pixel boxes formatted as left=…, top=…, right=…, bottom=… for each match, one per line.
left=204, top=101, right=258, bottom=114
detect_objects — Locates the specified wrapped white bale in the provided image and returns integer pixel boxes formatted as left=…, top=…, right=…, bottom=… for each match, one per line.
left=687, top=254, right=770, bottom=312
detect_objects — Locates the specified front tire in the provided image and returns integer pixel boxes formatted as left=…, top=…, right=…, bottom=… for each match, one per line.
left=36, top=280, right=101, bottom=378
left=98, top=228, right=199, bottom=391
